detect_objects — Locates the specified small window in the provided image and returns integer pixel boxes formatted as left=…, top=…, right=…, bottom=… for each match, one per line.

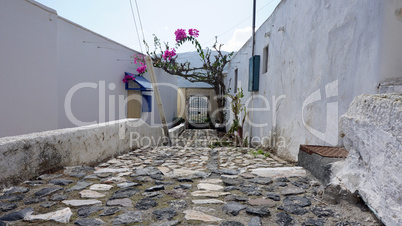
left=142, top=95, right=152, bottom=112
left=263, top=45, right=269, bottom=73
left=234, top=68, right=238, bottom=93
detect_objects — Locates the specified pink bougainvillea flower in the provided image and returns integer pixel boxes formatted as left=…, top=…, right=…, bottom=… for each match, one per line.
left=136, top=65, right=147, bottom=74
left=123, top=74, right=135, bottom=83
left=174, top=29, right=187, bottom=42
left=189, top=29, right=199, bottom=38
left=163, top=48, right=177, bottom=61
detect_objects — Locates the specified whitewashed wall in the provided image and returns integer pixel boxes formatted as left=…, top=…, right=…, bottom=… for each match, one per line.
left=226, top=0, right=401, bottom=161
left=0, top=0, right=58, bottom=137
left=0, top=0, right=178, bottom=137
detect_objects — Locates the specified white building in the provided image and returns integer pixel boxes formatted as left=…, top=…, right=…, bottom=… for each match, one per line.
left=0, top=0, right=178, bottom=138
left=225, top=0, right=402, bottom=161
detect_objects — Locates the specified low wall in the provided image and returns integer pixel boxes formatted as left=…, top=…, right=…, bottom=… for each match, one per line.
left=0, top=119, right=163, bottom=189
left=168, top=123, right=185, bottom=138
left=331, top=94, right=401, bottom=226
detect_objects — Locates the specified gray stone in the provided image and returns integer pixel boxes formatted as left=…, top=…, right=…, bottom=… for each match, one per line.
left=116, top=182, right=139, bottom=188
left=75, top=218, right=105, bottom=226
left=266, top=193, right=281, bottom=201
left=223, top=179, right=244, bottom=186
left=197, top=183, right=224, bottom=191
left=153, top=208, right=177, bottom=220
left=179, top=184, right=192, bottom=189
left=240, top=186, right=262, bottom=196
left=168, top=200, right=187, bottom=209
left=248, top=216, right=262, bottom=226
left=192, top=199, right=225, bottom=204
left=280, top=187, right=305, bottom=196
left=220, top=221, right=245, bottom=226
left=145, top=185, right=165, bottom=192
left=248, top=198, right=276, bottom=207
left=276, top=177, right=290, bottom=182
left=135, top=197, right=158, bottom=210
left=99, top=207, right=121, bottom=216
left=4, top=186, right=29, bottom=195
left=24, top=196, right=46, bottom=205
left=49, top=179, right=74, bottom=186
left=224, top=186, right=239, bottom=192
left=222, top=202, right=247, bottom=216
left=224, top=195, right=248, bottom=202
left=302, top=218, right=324, bottom=226
left=110, top=187, right=140, bottom=200
left=249, top=178, right=273, bottom=185
left=276, top=212, right=294, bottom=226
left=135, top=176, right=153, bottom=182
left=283, top=196, right=311, bottom=207
left=134, top=167, right=162, bottom=176
left=218, top=169, right=240, bottom=175
left=0, top=194, right=24, bottom=202
left=38, top=174, right=62, bottom=180
left=0, top=202, right=17, bottom=212
left=50, top=194, right=68, bottom=201
left=106, top=198, right=133, bottom=207
left=24, top=181, right=45, bottom=186
left=177, top=178, right=193, bottom=182
left=35, top=187, right=63, bottom=197
left=278, top=205, right=308, bottom=215
left=142, top=192, right=163, bottom=198
left=113, top=211, right=143, bottom=225
left=0, top=207, right=33, bottom=221
left=40, top=202, right=56, bottom=208
left=165, top=189, right=187, bottom=199
left=67, top=181, right=93, bottom=192
left=273, top=182, right=288, bottom=187
left=62, top=199, right=102, bottom=207
left=64, top=166, right=94, bottom=178
left=150, top=220, right=180, bottom=226
left=245, top=206, right=271, bottom=217
left=311, top=206, right=334, bottom=217
left=78, top=206, right=104, bottom=218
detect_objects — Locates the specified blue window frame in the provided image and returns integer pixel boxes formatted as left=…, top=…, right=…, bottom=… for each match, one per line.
left=142, top=95, right=152, bottom=112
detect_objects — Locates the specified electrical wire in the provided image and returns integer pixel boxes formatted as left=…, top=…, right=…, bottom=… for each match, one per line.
left=129, top=0, right=143, bottom=53
left=134, top=0, right=146, bottom=43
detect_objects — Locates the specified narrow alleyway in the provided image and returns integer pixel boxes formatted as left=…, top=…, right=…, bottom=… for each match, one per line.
left=0, top=130, right=380, bottom=225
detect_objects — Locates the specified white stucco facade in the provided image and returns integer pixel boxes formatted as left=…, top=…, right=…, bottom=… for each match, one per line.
left=0, top=0, right=178, bottom=137
left=225, top=0, right=402, bottom=161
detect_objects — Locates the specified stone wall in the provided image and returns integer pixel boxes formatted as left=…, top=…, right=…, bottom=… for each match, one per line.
left=331, top=94, right=401, bottom=226
left=0, top=119, right=163, bottom=189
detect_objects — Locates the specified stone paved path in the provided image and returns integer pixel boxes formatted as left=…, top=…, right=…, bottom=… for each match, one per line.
left=0, top=130, right=380, bottom=225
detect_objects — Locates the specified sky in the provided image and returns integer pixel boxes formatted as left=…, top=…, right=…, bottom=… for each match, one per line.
left=35, top=0, right=281, bottom=53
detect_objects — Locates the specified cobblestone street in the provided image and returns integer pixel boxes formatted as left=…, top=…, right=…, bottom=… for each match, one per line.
left=0, top=130, right=380, bottom=225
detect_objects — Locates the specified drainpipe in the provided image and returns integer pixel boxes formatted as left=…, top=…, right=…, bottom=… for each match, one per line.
left=249, top=0, right=256, bottom=146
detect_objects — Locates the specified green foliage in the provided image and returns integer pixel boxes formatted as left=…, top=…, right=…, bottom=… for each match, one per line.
left=226, top=88, right=247, bottom=144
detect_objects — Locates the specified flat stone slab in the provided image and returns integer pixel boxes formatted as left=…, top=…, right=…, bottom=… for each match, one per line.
left=280, top=187, right=305, bottom=196
left=192, top=199, right=225, bottom=204
left=24, top=207, right=72, bottom=223
left=183, top=210, right=222, bottom=222
left=251, top=167, right=307, bottom=178
left=197, top=183, right=224, bottom=191
left=62, top=199, right=102, bottom=207
left=200, top=178, right=223, bottom=184
left=89, top=184, right=113, bottom=191
left=106, top=198, right=133, bottom=207
left=79, top=190, right=105, bottom=198
left=94, top=168, right=130, bottom=174
left=248, top=198, right=277, bottom=207
left=191, top=191, right=231, bottom=198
